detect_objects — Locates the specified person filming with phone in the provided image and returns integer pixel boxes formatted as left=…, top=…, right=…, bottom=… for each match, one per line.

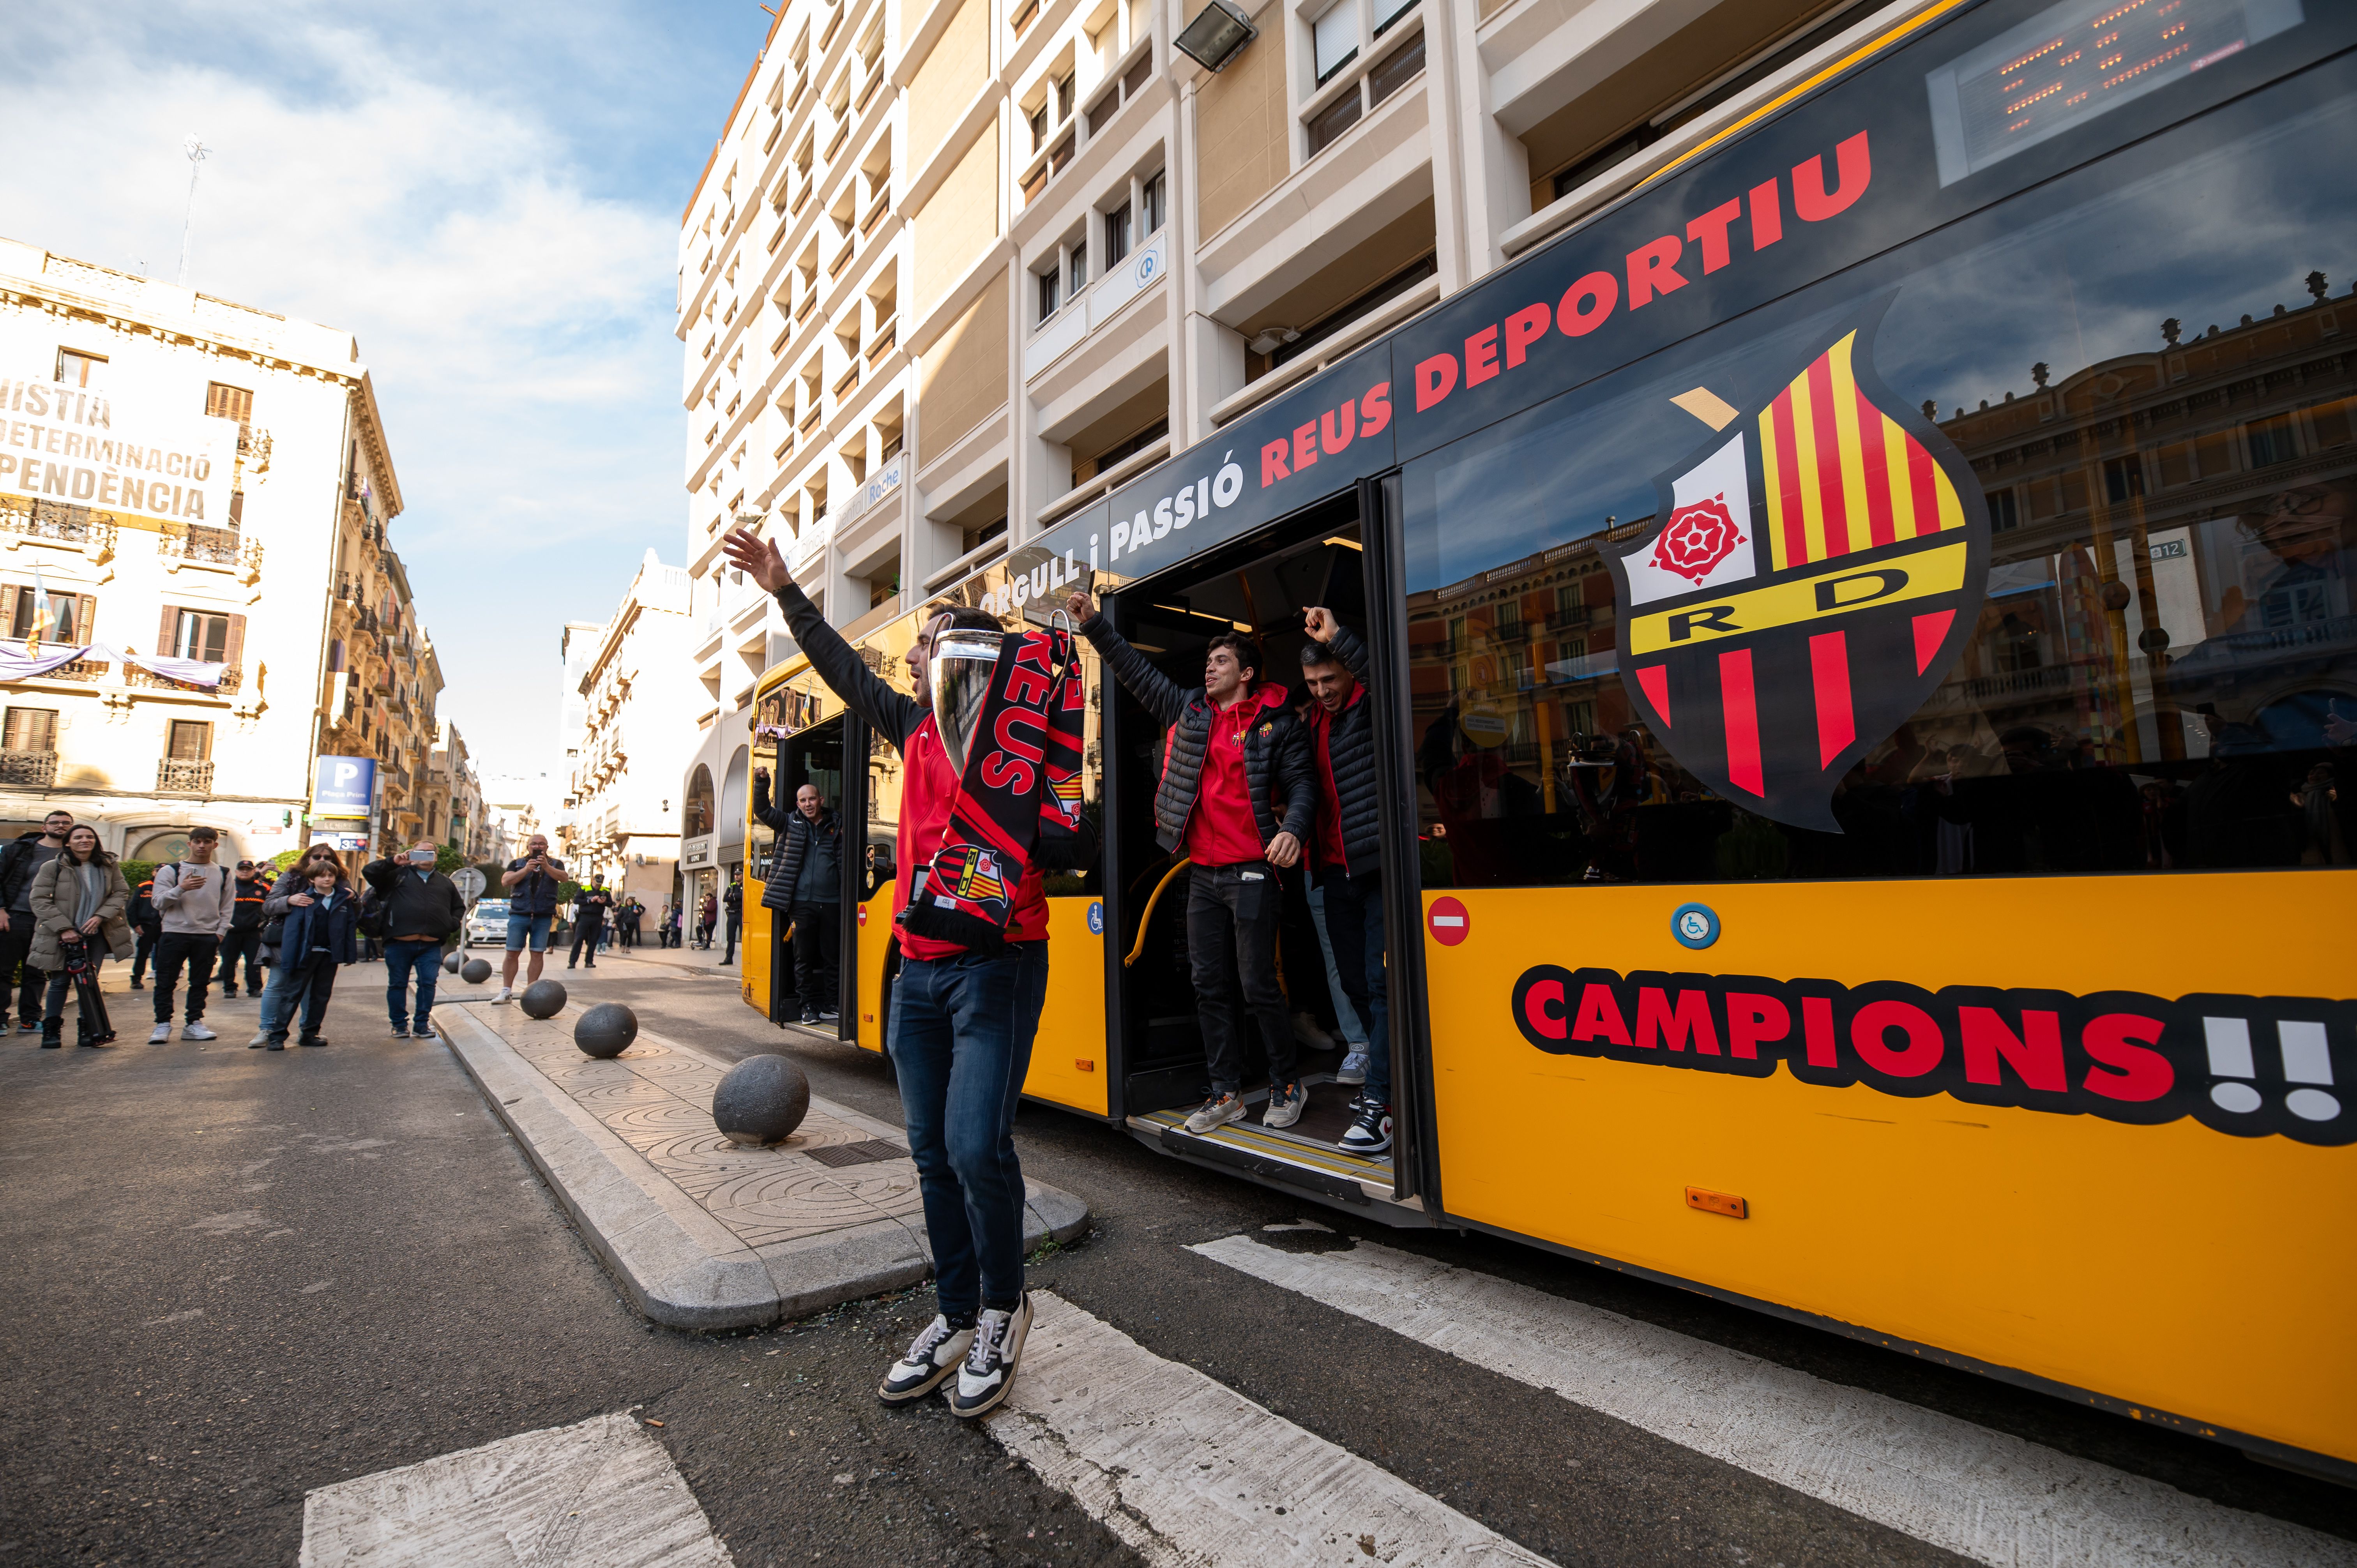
left=495, top=834, right=569, bottom=1003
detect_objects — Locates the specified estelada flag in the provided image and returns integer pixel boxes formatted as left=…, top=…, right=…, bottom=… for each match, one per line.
left=1606, top=299, right=1988, bottom=832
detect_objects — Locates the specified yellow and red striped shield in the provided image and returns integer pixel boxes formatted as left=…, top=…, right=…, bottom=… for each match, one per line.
left=1610, top=305, right=1988, bottom=832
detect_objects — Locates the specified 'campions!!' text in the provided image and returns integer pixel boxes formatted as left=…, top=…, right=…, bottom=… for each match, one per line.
left=1510, top=964, right=2356, bottom=1147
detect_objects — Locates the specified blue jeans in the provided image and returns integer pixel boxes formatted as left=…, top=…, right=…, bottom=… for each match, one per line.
left=1318, top=868, right=1390, bottom=1105
left=385, top=939, right=443, bottom=1028
left=257, top=956, right=335, bottom=1037
left=888, top=942, right=1048, bottom=1320
left=1306, top=884, right=1367, bottom=1046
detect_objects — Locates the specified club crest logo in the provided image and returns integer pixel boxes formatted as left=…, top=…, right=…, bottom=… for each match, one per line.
left=1608, top=300, right=1989, bottom=832
left=938, top=844, right=1008, bottom=907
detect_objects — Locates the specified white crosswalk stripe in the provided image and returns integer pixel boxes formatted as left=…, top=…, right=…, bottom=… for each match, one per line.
left=299, top=1412, right=733, bottom=1568
left=991, top=1290, right=1560, bottom=1566
left=1193, top=1233, right=2355, bottom=1568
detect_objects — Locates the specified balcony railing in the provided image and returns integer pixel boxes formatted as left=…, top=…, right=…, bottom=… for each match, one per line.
left=125, top=664, right=243, bottom=695
left=2, top=650, right=110, bottom=682
left=158, top=525, right=262, bottom=570
left=0, top=496, right=116, bottom=550
left=0, top=749, right=57, bottom=787
left=156, top=758, right=214, bottom=795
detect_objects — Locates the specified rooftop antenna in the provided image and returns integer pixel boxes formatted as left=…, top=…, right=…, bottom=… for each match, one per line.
left=176, top=134, right=209, bottom=287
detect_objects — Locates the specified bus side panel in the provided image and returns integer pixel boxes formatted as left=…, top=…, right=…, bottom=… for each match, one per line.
left=1423, top=875, right=2357, bottom=1466
left=742, top=897, right=773, bottom=1018
left=1021, top=897, right=1108, bottom=1116
left=855, top=900, right=888, bottom=1053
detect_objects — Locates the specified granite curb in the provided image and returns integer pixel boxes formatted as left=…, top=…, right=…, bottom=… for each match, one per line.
left=435, top=1003, right=1090, bottom=1331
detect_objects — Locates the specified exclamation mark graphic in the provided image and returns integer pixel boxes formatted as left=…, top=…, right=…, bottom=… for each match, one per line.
left=2203, top=1017, right=2261, bottom=1113
left=2278, top=1021, right=2340, bottom=1123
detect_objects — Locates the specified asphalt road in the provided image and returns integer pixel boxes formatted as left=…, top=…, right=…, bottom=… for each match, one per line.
left=2, top=945, right=2348, bottom=1566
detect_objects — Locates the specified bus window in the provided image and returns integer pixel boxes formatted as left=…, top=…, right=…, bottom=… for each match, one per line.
left=1404, top=58, right=2357, bottom=887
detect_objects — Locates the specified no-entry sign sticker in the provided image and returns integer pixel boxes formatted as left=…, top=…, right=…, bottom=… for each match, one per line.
left=1428, top=897, right=1470, bottom=946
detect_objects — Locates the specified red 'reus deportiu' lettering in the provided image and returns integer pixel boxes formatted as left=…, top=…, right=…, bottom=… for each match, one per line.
left=1626, top=234, right=1689, bottom=308
left=1794, top=130, right=1871, bottom=222
left=1265, top=380, right=1391, bottom=480
left=1415, top=352, right=1458, bottom=411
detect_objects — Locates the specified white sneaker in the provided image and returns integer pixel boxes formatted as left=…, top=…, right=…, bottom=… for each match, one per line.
left=493, top=986, right=514, bottom=1004
left=1184, top=1093, right=1246, bottom=1134
left=877, top=1314, right=976, bottom=1406
left=1262, top=1080, right=1306, bottom=1130
left=1337, top=1051, right=1369, bottom=1085
left=148, top=1023, right=171, bottom=1044
left=181, top=1022, right=217, bottom=1041
left=949, top=1294, right=1033, bottom=1418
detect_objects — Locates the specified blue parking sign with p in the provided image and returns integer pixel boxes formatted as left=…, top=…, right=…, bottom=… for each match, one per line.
left=312, top=755, right=377, bottom=815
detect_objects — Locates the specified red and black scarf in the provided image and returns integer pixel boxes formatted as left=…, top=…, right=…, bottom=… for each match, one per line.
left=900, top=627, right=1091, bottom=950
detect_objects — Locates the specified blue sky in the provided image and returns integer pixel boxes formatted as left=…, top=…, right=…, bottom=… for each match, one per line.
left=0, top=0, right=773, bottom=778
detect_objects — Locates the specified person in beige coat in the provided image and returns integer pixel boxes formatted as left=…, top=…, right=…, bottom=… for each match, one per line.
left=28, top=825, right=132, bottom=1048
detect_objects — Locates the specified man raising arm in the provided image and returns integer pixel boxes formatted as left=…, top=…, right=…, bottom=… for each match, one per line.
left=723, top=524, right=1048, bottom=1420
left=1064, top=585, right=1316, bottom=1134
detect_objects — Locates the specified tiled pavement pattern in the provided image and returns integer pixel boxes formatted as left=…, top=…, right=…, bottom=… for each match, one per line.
left=486, top=1009, right=925, bottom=1251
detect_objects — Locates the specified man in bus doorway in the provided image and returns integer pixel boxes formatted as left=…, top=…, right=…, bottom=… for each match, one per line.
left=1065, top=586, right=1315, bottom=1135
left=1301, top=608, right=1391, bottom=1155
left=723, top=524, right=1069, bottom=1421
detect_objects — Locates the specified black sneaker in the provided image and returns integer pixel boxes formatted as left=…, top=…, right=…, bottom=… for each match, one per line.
left=1338, top=1100, right=1392, bottom=1155
left=878, top=1314, right=976, bottom=1406
left=390, top=1026, right=411, bottom=1039
left=949, top=1294, right=1032, bottom=1419
left=800, top=1007, right=820, bottom=1024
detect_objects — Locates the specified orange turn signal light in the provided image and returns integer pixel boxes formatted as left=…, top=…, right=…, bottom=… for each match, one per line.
left=1076, top=1059, right=1096, bottom=1072
left=1686, top=1186, right=1748, bottom=1219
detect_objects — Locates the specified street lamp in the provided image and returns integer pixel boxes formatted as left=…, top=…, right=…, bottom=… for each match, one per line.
left=1175, top=0, right=1257, bottom=71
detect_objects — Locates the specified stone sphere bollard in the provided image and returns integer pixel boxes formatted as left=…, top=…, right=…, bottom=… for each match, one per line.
left=519, top=979, right=567, bottom=1019
left=442, top=950, right=462, bottom=974
left=574, top=1002, right=638, bottom=1059
left=460, top=957, right=493, bottom=984
left=712, top=1053, right=811, bottom=1145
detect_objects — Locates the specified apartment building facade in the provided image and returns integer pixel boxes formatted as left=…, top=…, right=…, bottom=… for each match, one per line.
left=0, top=237, right=448, bottom=867
left=675, top=0, right=1915, bottom=779
left=563, top=549, right=701, bottom=908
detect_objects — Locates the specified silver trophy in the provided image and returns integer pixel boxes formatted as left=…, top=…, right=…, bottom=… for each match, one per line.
left=928, top=627, right=1004, bottom=776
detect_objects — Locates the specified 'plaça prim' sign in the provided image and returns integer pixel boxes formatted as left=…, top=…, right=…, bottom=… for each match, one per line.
left=0, top=374, right=237, bottom=528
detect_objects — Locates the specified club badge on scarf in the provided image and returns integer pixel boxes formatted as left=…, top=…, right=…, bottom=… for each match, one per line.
left=901, top=626, right=1092, bottom=949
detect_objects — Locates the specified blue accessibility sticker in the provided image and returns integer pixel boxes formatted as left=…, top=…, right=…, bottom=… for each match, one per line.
left=1670, top=902, right=1720, bottom=950
left=1087, top=900, right=1104, bottom=935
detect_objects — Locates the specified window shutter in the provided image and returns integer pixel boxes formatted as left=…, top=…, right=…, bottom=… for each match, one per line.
left=76, top=595, right=95, bottom=646
left=224, top=613, right=246, bottom=670
left=157, top=605, right=179, bottom=659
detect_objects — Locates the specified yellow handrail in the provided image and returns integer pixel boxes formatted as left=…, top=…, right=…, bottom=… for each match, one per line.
left=1122, top=857, right=1192, bottom=968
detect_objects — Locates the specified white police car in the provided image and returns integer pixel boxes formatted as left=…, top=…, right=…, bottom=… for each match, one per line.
left=462, top=898, right=511, bottom=948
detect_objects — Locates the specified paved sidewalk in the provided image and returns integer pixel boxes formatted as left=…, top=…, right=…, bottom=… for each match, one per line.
left=439, top=995, right=1088, bottom=1330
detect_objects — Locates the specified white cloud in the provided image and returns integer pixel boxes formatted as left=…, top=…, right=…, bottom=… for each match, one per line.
left=0, top=3, right=704, bottom=777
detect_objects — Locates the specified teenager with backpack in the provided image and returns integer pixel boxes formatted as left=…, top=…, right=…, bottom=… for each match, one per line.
left=149, top=826, right=235, bottom=1043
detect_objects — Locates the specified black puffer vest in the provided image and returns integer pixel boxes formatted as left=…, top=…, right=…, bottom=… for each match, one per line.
left=1082, top=614, right=1313, bottom=856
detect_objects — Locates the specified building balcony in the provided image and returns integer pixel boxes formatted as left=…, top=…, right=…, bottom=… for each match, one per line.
left=0, top=498, right=117, bottom=563
left=158, top=525, right=263, bottom=577
left=124, top=664, right=243, bottom=695
left=156, top=758, right=214, bottom=795
left=0, top=749, right=58, bottom=788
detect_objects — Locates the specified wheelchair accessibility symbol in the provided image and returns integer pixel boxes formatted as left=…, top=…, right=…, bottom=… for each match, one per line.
left=1087, top=900, right=1104, bottom=935
left=1671, top=903, right=1720, bottom=950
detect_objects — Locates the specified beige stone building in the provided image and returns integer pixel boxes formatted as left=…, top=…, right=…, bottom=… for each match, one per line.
left=0, top=237, right=452, bottom=869
left=673, top=0, right=1914, bottom=795
left=561, top=550, right=701, bottom=910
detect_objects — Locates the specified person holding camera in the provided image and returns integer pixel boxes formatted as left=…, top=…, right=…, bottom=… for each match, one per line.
left=363, top=842, right=466, bottom=1038
left=495, top=834, right=568, bottom=1003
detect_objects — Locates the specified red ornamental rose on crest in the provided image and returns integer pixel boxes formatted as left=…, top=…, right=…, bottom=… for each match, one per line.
left=1652, top=494, right=1744, bottom=582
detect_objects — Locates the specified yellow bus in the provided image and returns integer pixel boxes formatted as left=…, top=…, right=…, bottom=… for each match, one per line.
left=744, top=0, right=2357, bottom=1482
